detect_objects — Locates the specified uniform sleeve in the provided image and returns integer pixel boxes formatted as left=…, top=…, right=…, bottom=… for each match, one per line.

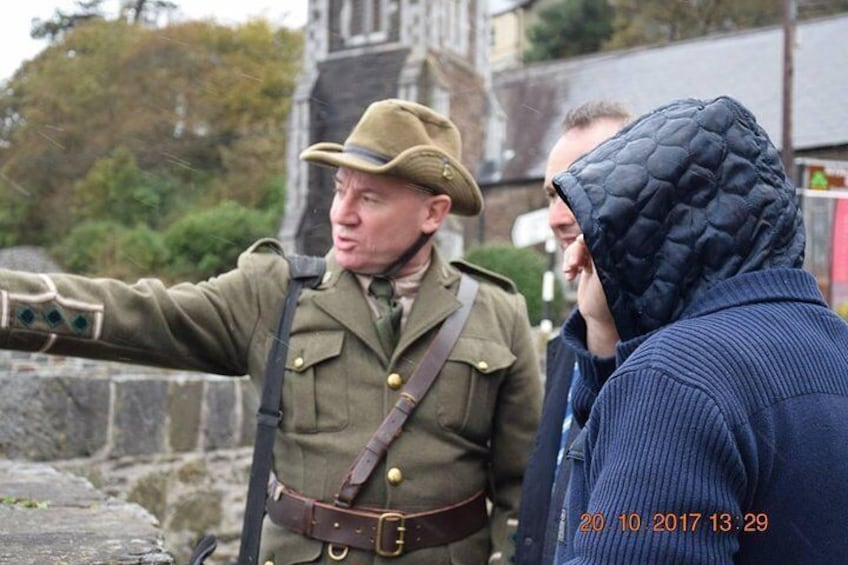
left=0, top=250, right=289, bottom=375
left=488, top=291, right=543, bottom=561
left=563, top=369, right=747, bottom=564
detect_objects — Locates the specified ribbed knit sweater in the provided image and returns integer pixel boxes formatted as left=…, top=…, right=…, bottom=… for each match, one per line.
left=556, top=269, right=848, bottom=564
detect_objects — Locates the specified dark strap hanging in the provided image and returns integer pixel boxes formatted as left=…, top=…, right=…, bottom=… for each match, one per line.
left=237, top=254, right=325, bottom=565
left=334, top=274, right=479, bottom=507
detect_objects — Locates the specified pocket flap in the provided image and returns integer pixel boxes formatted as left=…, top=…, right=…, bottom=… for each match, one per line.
left=285, top=330, right=345, bottom=372
left=447, top=337, right=516, bottom=374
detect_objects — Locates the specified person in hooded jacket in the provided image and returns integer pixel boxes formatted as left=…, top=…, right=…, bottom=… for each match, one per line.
left=550, top=96, right=848, bottom=564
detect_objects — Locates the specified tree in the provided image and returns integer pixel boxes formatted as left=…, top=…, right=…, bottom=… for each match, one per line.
left=31, top=0, right=179, bottom=41
left=0, top=18, right=301, bottom=255
left=31, top=0, right=106, bottom=41
left=605, top=0, right=848, bottom=51
left=119, top=1, right=178, bottom=25
left=464, top=243, right=566, bottom=326
left=524, top=0, right=848, bottom=62
left=525, top=0, right=614, bottom=63
left=71, top=146, right=174, bottom=227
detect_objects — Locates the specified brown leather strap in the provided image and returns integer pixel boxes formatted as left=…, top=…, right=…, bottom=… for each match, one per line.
left=335, top=274, right=479, bottom=507
left=266, top=480, right=488, bottom=557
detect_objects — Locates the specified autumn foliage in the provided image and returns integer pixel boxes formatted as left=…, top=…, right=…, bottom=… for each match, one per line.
left=0, top=17, right=302, bottom=282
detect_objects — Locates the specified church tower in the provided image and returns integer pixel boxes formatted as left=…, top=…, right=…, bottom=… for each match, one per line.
left=281, top=0, right=502, bottom=256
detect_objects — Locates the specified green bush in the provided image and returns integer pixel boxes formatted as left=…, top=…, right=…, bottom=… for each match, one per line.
left=53, top=221, right=168, bottom=280
left=53, top=221, right=121, bottom=276
left=163, top=201, right=277, bottom=281
left=464, top=242, right=566, bottom=326
left=72, top=147, right=176, bottom=229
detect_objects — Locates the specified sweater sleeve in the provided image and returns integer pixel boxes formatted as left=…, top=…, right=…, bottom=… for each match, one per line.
left=560, top=309, right=618, bottom=427
left=563, top=368, right=747, bottom=564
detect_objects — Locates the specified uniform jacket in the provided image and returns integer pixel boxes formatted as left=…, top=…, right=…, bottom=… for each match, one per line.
left=0, top=243, right=542, bottom=565
left=551, top=96, right=848, bottom=563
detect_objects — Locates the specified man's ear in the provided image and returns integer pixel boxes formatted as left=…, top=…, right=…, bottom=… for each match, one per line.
left=422, top=194, right=452, bottom=234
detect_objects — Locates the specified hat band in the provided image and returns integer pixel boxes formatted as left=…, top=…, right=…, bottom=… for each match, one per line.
left=342, top=143, right=392, bottom=165
left=342, top=142, right=439, bottom=196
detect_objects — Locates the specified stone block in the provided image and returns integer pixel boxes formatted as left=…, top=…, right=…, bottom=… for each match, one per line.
left=169, top=489, right=223, bottom=534
left=167, top=378, right=203, bottom=452
left=240, top=377, right=259, bottom=447
left=128, top=471, right=170, bottom=524
left=112, top=376, right=168, bottom=457
left=202, top=379, right=240, bottom=451
left=0, top=374, right=109, bottom=460
left=0, top=461, right=173, bottom=564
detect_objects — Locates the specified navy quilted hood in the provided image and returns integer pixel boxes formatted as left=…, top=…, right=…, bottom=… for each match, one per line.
left=553, top=96, right=805, bottom=341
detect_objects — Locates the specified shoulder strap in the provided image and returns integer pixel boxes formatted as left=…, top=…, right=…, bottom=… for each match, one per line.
left=237, top=254, right=325, bottom=565
left=334, top=274, right=479, bottom=507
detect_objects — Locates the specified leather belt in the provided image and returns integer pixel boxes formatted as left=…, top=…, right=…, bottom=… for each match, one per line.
left=266, top=480, right=488, bottom=558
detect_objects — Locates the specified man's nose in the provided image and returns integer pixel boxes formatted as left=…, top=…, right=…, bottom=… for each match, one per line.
left=548, top=199, right=576, bottom=230
left=331, top=193, right=357, bottom=224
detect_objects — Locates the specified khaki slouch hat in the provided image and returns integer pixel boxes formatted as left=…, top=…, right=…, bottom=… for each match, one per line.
left=300, top=98, right=483, bottom=216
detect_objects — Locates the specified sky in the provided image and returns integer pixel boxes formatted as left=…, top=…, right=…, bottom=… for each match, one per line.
left=0, top=1, right=309, bottom=82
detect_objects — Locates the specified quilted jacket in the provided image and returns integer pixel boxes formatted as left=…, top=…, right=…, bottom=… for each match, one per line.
left=550, top=97, right=848, bottom=563
left=555, top=95, right=805, bottom=341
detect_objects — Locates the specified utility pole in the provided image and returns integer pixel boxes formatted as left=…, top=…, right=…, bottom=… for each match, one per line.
left=782, top=0, right=797, bottom=178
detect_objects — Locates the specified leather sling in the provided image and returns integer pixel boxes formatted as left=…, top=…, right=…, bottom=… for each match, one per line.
left=265, top=274, right=482, bottom=557
left=236, top=254, right=326, bottom=565
left=334, top=273, right=479, bottom=508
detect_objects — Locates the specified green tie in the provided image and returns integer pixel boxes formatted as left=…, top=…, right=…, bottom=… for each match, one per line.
left=369, top=276, right=402, bottom=355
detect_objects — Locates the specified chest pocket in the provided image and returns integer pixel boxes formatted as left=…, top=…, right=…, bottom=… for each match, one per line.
left=437, top=336, right=516, bottom=442
left=282, top=330, right=346, bottom=433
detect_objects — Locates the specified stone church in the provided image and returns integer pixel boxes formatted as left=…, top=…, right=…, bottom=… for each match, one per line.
left=280, top=0, right=504, bottom=257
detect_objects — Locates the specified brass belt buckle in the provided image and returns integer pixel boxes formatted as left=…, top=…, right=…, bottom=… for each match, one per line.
left=375, top=512, right=406, bottom=557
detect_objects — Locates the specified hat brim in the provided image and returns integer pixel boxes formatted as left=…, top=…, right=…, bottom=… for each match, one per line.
left=300, top=142, right=482, bottom=216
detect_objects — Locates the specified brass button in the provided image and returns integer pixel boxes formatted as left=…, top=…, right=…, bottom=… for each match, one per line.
left=477, top=361, right=489, bottom=371
left=386, top=372, right=403, bottom=390
left=293, top=357, right=304, bottom=369
left=387, top=467, right=403, bottom=486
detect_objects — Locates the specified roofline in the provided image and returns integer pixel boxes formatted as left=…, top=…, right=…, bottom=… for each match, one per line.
left=495, top=11, right=848, bottom=82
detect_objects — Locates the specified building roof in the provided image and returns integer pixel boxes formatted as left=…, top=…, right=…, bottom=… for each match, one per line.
left=492, top=13, right=848, bottom=182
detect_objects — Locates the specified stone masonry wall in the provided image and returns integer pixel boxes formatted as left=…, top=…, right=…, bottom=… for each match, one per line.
left=0, top=351, right=258, bottom=564
left=0, top=461, right=174, bottom=564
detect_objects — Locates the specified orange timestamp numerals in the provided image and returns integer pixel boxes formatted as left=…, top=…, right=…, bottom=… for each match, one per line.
left=578, top=512, right=769, bottom=533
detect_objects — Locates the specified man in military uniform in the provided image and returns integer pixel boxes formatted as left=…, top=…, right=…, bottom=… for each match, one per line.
left=0, top=99, right=541, bottom=564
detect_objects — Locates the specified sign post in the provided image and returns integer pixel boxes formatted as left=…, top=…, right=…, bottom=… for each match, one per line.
left=512, top=207, right=557, bottom=336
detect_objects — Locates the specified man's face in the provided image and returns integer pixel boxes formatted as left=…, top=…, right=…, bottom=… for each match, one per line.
left=544, top=118, right=624, bottom=250
left=330, top=167, right=450, bottom=275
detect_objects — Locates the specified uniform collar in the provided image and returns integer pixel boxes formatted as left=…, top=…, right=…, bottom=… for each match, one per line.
left=314, top=248, right=462, bottom=365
